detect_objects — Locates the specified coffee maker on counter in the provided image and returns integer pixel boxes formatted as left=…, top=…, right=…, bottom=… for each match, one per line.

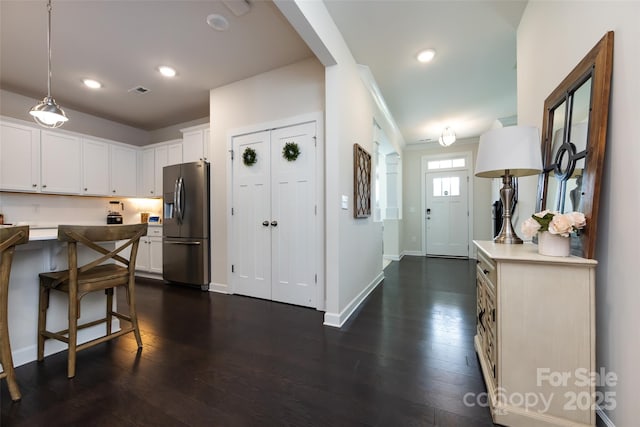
left=107, top=200, right=124, bottom=224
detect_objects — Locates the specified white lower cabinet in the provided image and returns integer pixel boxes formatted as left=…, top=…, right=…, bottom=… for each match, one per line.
left=136, top=226, right=163, bottom=275
left=474, top=241, right=597, bottom=427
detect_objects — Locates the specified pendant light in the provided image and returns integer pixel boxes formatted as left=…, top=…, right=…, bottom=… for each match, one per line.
left=30, top=0, right=68, bottom=128
left=439, top=126, right=456, bottom=147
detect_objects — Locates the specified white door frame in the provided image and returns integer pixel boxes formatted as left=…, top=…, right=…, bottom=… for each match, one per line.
left=420, top=151, right=473, bottom=257
left=226, top=112, right=325, bottom=310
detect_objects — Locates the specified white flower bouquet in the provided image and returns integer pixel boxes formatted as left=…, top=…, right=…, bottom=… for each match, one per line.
left=521, top=210, right=586, bottom=238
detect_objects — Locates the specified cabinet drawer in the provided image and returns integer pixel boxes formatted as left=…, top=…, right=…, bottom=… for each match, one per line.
left=147, top=226, right=162, bottom=237
left=477, top=250, right=496, bottom=289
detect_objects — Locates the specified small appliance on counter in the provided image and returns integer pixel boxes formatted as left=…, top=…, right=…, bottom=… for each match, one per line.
left=107, top=200, right=124, bottom=224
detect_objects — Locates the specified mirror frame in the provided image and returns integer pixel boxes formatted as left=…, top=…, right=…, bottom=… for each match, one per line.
left=536, top=31, right=614, bottom=259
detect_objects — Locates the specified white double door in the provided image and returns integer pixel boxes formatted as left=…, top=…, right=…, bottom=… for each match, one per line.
left=232, top=121, right=317, bottom=307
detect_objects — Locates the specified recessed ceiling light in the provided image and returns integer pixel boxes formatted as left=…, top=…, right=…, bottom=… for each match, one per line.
left=417, top=49, right=436, bottom=63
left=206, top=13, right=229, bottom=31
left=158, top=66, right=177, bottom=78
left=82, top=78, right=102, bottom=89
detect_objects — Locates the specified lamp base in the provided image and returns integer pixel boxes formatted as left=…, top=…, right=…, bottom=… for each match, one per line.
left=494, top=172, right=523, bottom=244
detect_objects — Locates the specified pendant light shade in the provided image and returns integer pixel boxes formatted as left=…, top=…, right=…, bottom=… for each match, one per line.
left=30, top=0, right=68, bottom=128
left=439, top=126, right=456, bottom=147
left=30, top=96, right=68, bottom=128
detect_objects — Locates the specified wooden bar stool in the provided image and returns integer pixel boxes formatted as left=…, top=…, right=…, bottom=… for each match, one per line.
left=37, top=224, right=147, bottom=378
left=0, top=225, right=29, bottom=401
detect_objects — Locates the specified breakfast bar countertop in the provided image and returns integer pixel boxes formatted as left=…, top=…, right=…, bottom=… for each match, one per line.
left=21, top=223, right=162, bottom=241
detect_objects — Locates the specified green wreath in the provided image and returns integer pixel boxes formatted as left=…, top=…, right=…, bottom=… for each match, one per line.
left=282, top=142, right=301, bottom=162
left=242, top=147, right=257, bottom=166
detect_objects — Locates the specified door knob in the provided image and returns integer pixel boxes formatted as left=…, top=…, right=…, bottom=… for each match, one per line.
left=271, top=221, right=278, bottom=227
left=262, top=221, right=270, bottom=227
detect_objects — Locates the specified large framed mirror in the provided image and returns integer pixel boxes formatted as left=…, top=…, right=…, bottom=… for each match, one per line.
left=536, top=31, right=614, bottom=259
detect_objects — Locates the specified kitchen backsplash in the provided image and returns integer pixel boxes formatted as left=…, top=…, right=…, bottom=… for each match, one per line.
left=0, top=192, right=162, bottom=228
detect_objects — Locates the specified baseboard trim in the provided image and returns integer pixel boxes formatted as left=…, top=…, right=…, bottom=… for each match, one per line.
left=383, top=254, right=402, bottom=261
left=209, top=282, right=229, bottom=294
left=403, top=251, right=424, bottom=257
left=596, top=405, right=615, bottom=427
left=323, top=272, right=384, bottom=328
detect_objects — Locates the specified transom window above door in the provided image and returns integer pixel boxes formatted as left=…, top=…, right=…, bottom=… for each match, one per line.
left=427, top=158, right=465, bottom=170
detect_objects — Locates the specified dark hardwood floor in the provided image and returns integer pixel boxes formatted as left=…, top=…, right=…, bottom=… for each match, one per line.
left=1, top=257, right=497, bottom=426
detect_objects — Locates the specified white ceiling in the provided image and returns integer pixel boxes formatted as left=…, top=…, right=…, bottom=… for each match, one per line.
left=0, top=0, right=526, bottom=144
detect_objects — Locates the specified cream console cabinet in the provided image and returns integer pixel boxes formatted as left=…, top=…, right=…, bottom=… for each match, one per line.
left=473, top=241, right=597, bottom=427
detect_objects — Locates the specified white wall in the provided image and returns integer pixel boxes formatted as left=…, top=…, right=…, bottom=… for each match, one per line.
left=275, top=0, right=407, bottom=325
left=518, top=2, right=640, bottom=425
left=402, top=139, right=493, bottom=254
left=0, top=89, right=149, bottom=146
left=208, top=57, right=324, bottom=291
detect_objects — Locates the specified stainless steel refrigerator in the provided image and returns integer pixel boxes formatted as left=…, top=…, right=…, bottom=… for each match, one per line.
left=162, top=161, right=210, bottom=290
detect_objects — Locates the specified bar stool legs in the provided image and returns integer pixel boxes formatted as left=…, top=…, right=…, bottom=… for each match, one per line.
left=0, top=283, right=21, bottom=401
left=0, top=226, right=29, bottom=402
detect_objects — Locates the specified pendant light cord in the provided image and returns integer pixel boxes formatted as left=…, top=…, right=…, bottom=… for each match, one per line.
left=46, top=0, right=52, bottom=98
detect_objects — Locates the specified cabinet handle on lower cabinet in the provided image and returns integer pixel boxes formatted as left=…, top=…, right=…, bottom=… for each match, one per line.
left=42, top=184, right=47, bottom=188
left=32, top=184, right=37, bottom=187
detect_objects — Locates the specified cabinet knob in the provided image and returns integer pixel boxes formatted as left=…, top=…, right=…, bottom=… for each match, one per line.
left=483, top=269, right=489, bottom=275
left=42, top=184, right=47, bottom=188
left=150, top=190, right=154, bottom=194
left=271, top=221, right=278, bottom=227
left=112, top=190, right=116, bottom=193
left=262, top=221, right=270, bottom=227
left=32, top=184, right=38, bottom=187
left=84, top=188, right=88, bottom=191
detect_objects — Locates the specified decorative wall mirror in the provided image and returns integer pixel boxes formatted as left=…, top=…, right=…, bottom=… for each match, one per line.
left=536, top=31, right=614, bottom=259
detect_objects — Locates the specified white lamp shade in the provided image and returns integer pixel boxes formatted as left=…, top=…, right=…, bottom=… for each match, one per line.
left=475, top=125, right=542, bottom=178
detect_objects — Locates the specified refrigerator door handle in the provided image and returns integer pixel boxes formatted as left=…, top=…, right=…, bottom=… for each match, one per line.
left=176, top=176, right=185, bottom=223
left=165, top=241, right=202, bottom=245
left=173, top=178, right=180, bottom=221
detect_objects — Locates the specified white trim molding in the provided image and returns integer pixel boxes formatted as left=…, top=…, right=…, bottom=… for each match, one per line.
left=323, top=272, right=384, bottom=328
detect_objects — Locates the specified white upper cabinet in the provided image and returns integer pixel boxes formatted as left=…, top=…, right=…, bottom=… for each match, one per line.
left=140, top=148, right=156, bottom=197
left=0, top=120, right=40, bottom=192
left=41, top=130, right=82, bottom=194
left=181, top=124, right=209, bottom=163
left=110, top=144, right=137, bottom=196
left=82, top=137, right=110, bottom=196
left=139, top=140, right=182, bottom=198
left=155, top=141, right=183, bottom=195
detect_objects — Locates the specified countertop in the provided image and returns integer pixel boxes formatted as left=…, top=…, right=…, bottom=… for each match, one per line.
left=2, top=223, right=162, bottom=242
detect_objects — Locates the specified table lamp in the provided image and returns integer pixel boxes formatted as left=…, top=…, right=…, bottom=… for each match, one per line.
left=475, top=126, right=542, bottom=244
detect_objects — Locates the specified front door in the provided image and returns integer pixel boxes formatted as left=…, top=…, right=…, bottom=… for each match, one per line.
left=232, top=121, right=317, bottom=307
left=425, top=170, right=469, bottom=257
